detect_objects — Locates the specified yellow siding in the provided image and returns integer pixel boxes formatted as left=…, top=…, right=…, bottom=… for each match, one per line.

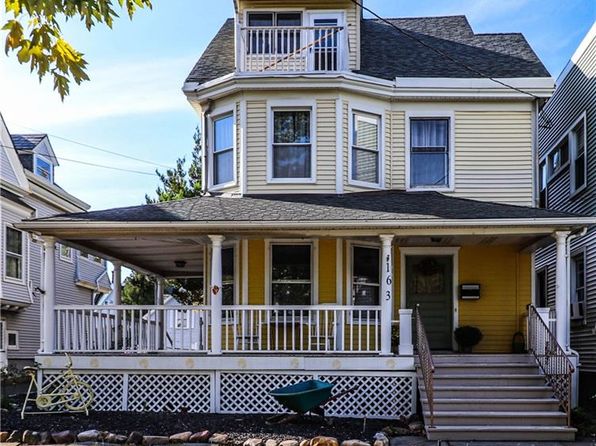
left=318, top=238, right=336, bottom=304
left=389, top=111, right=405, bottom=189
left=247, top=240, right=265, bottom=304
left=459, top=245, right=531, bottom=353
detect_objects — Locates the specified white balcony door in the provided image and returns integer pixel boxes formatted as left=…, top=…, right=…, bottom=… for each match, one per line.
left=308, top=13, right=342, bottom=71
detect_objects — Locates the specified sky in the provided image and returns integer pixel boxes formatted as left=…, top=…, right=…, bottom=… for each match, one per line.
left=1, top=0, right=595, bottom=211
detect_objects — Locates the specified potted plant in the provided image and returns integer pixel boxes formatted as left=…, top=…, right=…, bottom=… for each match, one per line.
left=454, top=326, right=483, bottom=353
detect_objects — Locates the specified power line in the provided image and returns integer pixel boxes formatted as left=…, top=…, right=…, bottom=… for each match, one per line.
left=11, top=123, right=175, bottom=169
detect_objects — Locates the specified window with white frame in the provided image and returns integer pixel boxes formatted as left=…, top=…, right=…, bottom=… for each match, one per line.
left=272, top=109, right=312, bottom=179
left=34, top=155, right=53, bottom=183
left=570, top=252, right=585, bottom=320
left=270, top=244, right=311, bottom=305
left=548, top=138, right=569, bottom=178
left=212, top=113, right=234, bottom=186
left=351, top=112, right=381, bottom=184
left=538, top=160, right=548, bottom=208
left=59, top=244, right=73, bottom=261
left=352, top=245, right=380, bottom=306
left=4, top=226, right=24, bottom=281
left=570, top=118, right=586, bottom=193
left=409, top=118, right=450, bottom=188
left=7, top=330, right=18, bottom=350
left=247, top=12, right=302, bottom=54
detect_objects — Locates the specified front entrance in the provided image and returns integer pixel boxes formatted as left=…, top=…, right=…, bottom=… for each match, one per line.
left=405, top=255, right=453, bottom=350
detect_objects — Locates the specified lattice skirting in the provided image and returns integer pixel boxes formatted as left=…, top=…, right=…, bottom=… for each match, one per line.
left=41, top=371, right=415, bottom=419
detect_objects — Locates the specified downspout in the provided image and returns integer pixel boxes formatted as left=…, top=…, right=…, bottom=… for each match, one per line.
left=202, top=100, right=214, bottom=194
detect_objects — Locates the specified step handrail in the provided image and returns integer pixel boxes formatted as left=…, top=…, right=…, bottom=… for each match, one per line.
left=527, top=305, right=574, bottom=426
left=414, top=304, right=435, bottom=427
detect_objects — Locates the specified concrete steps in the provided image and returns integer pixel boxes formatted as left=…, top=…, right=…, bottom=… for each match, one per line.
left=416, top=354, right=576, bottom=441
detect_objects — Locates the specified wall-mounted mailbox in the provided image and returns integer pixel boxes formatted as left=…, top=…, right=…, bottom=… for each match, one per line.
left=460, top=283, right=481, bottom=300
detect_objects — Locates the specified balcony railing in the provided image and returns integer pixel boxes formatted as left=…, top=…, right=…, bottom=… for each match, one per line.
left=239, top=25, right=347, bottom=73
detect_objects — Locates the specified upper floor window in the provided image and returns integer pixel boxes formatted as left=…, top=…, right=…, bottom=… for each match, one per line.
left=34, top=154, right=53, bottom=183
left=271, top=109, right=312, bottom=180
left=270, top=243, right=311, bottom=306
left=548, top=138, right=569, bottom=178
left=352, top=245, right=380, bottom=306
left=570, top=251, right=585, bottom=320
left=4, top=226, right=24, bottom=281
left=212, top=113, right=234, bottom=186
left=409, top=118, right=450, bottom=188
left=570, top=117, right=586, bottom=194
left=247, top=12, right=302, bottom=54
left=351, top=112, right=381, bottom=185
left=60, top=244, right=73, bottom=262
left=538, top=160, right=547, bottom=208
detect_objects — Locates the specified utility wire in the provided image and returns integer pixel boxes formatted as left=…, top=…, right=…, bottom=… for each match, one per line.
left=12, top=123, right=174, bottom=169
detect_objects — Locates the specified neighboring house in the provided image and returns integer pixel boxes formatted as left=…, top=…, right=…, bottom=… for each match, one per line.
left=16, top=2, right=596, bottom=441
left=0, top=114, right=111, bottom=367
left=535, top=23, right=596, bottom=402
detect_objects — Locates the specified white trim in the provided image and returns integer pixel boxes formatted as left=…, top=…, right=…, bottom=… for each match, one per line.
left=239, top=99, right=248, bottom=195
left=264, top=238, right=319, bottom=305
left=346, top=240, right=381, bottom=306
left=405, top=111, right=455, bottom=192
left=348, top=107, right=384, bottom=189
left=0, top=115, right=29, bottom=190
left=59, top=243, right=73, bottom=263
left=569, top=111, right=588, bottom=197
left=208, top=106, right=238, bottom=191
left=335, top=97, right=344, bottom=194
left=3, top=224, right=26, bottom=284
left=307, top=11, right=347, bottom=72
left=6, top=330, right=19, bottom=350
left=0, top=196, right=34, bottom=218
left=399, top=247, right=460, bottom=350
left=33, top=154, right=54, bottom=183
left=266, top=100, right=317, bottom=184
left=557, top=21, right=596, bottom=86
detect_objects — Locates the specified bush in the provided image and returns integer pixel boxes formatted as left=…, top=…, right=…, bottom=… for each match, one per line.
left=454, top=326, right=483, bottom=352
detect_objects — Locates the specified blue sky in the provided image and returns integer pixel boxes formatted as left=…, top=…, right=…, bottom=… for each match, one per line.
left=1, top=0, right=594, bottom=211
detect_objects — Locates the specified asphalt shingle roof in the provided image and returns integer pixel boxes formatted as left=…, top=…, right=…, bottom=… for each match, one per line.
left=11, top=134, right=46, bottom=151
left=185, top=15, right=550, bottom=85
left=31, top=190, right=580, bottom=224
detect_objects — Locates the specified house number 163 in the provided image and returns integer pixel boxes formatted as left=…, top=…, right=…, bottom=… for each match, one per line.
left=385, top=254, right=392, bottom=301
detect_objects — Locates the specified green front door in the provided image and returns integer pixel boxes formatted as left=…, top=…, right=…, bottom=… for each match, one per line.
left=406, top=255, right=453, bottom=350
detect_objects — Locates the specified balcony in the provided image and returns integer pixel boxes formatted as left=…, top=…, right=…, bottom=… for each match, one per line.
left=238, top=25, right=347, bottom=73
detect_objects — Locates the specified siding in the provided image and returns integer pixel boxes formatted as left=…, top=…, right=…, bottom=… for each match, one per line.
left=1, top=145, right=20, bottom=186
left=388, top=111, right=405, bottom=189
left=247, top=240, right=265, bottom=304
left=318, top=238, right=336, bottom=304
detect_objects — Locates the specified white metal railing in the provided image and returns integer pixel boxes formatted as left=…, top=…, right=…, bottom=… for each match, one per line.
left=239, top=25, right=346, bottom=73
left=222, top=305, right=381, bottom=353
left=54, top=305, right=211, bottom=353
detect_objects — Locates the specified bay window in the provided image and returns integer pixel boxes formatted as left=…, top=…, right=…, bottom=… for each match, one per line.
left=352, top=246, right=380, bottom=306
left=4, top=226, right=24, bottom=281
left=409, top=118, right=450, bottom=188
left=270, top=244, right=311, bottom=305
left=351, top=112, right=380, bottom=185
left=212, top=113, right=234, bottom=186
left=272, top=110, right=312, bottom=180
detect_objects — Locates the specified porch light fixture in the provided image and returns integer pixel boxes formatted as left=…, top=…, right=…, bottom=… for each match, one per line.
left=174, top=260, right=187, bottom=268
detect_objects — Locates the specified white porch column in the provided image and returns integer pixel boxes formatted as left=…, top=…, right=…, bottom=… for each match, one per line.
left=42, top=237, right=56, bottom=353
left=155, top=277, right=165, bottom=349
left=398, top=309, right=413, bottom=355
left=155, top=277, right=165, bottom=305
left=209, top=235, right=225, bottom=355
left=380, top=234, right=394, bottom=355
left=554, top=231, right=570, bottom=350
left=112, top=261, right=122, bottom=305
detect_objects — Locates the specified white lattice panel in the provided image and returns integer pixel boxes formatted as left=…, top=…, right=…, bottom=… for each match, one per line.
left=127, top=374, right=212, bottom=413
left=219, top=372, right=313, bottom=414
left=42, top=372, right=124, bottom=411
left=319, top=374, right=414, bottom=418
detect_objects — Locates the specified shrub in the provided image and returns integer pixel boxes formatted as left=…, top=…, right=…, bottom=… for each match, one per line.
left=454, top=326, right=483, bottom=352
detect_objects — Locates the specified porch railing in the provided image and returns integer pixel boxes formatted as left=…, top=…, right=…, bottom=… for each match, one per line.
left=527, top=305, right=574, bottom=426
left=239, top=25, right=346, bottom=73
left=414, top=304, right=435, bottom=427
left=222, top=305, right=381, bottom=353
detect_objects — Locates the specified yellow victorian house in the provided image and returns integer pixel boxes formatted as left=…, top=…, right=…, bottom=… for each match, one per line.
left=18, top=0, right=595, bottom=441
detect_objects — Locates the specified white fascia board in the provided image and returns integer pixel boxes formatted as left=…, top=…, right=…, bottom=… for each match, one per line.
left=25, top=171, right=90, bottom=212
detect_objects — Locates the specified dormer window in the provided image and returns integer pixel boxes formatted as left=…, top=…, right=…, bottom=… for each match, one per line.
left=34, top=154, right=53, bottom=183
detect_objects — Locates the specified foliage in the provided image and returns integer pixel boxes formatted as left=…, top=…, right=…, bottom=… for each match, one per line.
left=454, top=325, right=483, bottom=351
left=572, top=404, right=596, bottom=437
left=3, top=0, right=152, bottom=99
left=123, top=128, right=203, bottom=305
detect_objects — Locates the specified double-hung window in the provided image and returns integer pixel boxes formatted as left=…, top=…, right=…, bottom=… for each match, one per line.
left=212, top=113, right=234, bottom=186
left=570, top=252, right=586, bottom=320
left=270, top=244, right=311, bottom=306
left=409, top=118, right=450, bottom=188
left=4, top=226, right=24, bottom=281
left=272, top=110, right=312, bottom=180
left=570, top=118, right=586, bottom=193
left=34, top=155, right=53, bottom=183
left=352, top=246, right=380, bottom=306
left=351, top=112, right=380, bottom=185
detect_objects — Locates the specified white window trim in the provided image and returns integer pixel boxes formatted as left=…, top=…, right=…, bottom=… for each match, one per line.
left=264, top=238, right=319, bottom=305
left=405, top=111, right=455, bottom=192
left=7, top=330, right=19, bottom=350
left=3, top=224, right=26, bottom=284
left=569, top=111, right=588, bottom=198
left=59, top=243, right=73, bottom=263
left=33, top=154, right=54, bottom=183
left=267, top=100, right=317, bottom=184
left=570, top=247, right=586, bottom=321
left=348, top=107, right=384, bottom=189
left=534, top=266, right=548, bottom=307
left=208, top=106, right=238, bottom=191
left=399, top=246, right=460, bottom=351
left=345, top=240, right=382, bottom=306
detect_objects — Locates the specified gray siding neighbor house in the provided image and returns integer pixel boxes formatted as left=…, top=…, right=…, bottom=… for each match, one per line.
left=535, top=23, right=596, bottom=401
left=0, top=114, right=111, bottom=366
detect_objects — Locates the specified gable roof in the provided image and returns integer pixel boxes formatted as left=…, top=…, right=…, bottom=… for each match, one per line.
left=11, top=134, right=46, bottom=150
left=185, top=15, right=549, bottom=85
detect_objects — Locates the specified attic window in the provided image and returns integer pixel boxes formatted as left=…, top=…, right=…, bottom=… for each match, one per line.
left=34, top=154, right=53, bottom=183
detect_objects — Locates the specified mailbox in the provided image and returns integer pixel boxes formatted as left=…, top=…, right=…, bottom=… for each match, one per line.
left=459, top=283, right=480, bottom=300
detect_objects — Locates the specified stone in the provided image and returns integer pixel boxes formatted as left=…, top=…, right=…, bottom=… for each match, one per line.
left=22, top=430, right=41, bottom=444
left=299, top=440, right=310, bottom=446
left=51, top=431, right=76, bottom=444
left=341, top=441, right=370, bottom=446
left=78, top=430, right=102, bottom=442
left=143, top=436, right=170, bottom=446
left=0, top=432, right=9, bottom=442
left=169, top=432, right=192, bottom=443
left=105, top=433, right=128, bottom=444
left=265, top=439, right=279, bottom=446
left=373, top=433, right=389, bottom=446
left=381, top=427, right=409, bottom=438
left=39, top=432, right=53, bottom=444
left=208, top=433, right=229, bottom=444
left=407, top=421, right=423, bottom=434
left=189, top=431, right=211, bottom=443
left=6, top=431, right=20, bottom=442
left=310, top=437, right=339, bottom=446
left=278, top=441, right=297, bottom=446
left=127, top=431, right=145, bottom=445
left=243, top=439, right=263, bottom=446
